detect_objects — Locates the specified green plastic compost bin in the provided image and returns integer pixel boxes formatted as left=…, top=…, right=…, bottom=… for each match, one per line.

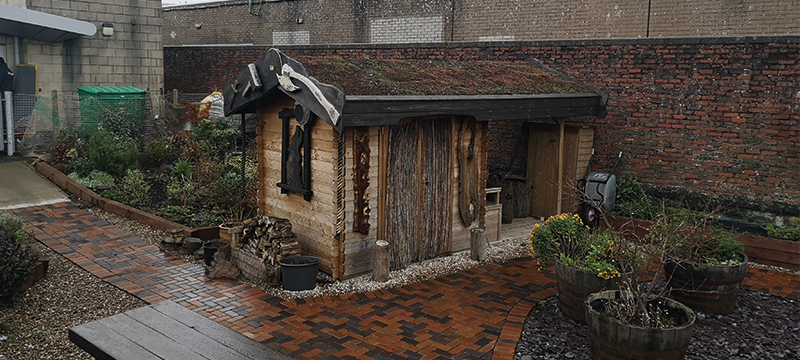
left=77, top=86, right=146, bottom=135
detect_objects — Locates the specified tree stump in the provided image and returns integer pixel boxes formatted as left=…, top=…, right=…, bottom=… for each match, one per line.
left=373, top=240, right=390, bottom=282
left=470, top=228, right=487, bottom=261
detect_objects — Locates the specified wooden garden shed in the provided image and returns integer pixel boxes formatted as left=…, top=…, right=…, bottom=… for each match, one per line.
left=223, top=49, right=607, bottom=279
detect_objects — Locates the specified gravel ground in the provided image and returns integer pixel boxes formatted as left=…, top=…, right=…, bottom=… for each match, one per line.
left=0, top=241, right=146, bottom=360
left=0, top=201, right=533, bottom=358
left=515, top=285, right=800, bottom=360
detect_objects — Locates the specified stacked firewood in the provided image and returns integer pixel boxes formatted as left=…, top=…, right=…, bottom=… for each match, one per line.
left=240, top=216, right=301, bottom=265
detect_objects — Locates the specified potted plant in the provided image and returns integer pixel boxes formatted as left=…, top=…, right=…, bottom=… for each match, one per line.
left=278, top=255, right=320, bottom=291
left=583, top=211, right=700, bottom=360
left=529, top=213, right=632, bottom=323
left=663, top=219, right=748, bottom=315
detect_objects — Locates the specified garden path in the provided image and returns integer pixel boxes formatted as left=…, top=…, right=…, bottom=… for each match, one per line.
left=9, top=202, right=800, bottom=360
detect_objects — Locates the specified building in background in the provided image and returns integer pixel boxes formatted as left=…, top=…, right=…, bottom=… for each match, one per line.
left=162, top=0, right=799, bottom=46
left=0, top=0, right=164, bottom=95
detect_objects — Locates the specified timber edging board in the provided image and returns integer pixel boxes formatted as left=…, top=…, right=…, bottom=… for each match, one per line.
left=33, top=161, right=221, bottom=238
left=605, top=215, right=800, bottom=271
left=68, top=300, right=291, bottom=360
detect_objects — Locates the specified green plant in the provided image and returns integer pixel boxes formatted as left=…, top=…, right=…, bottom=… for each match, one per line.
left=613, top=172, right=661, bottom=220
left=159, top=205, right=192, bottom=219
left=68, top=170, right=115, bottom=189
left=0, top=234, right=37, bottom=303
left=529, top=213, right=630, bottom=279
left=168, top=177, right=196, bottom=207
left=172, top=160, right=192, bottom=180
left=89, top=130, right=139, bottom=177
left=99, top=108, right=140, bottom=140
left=203, top=171, right=243, bottom=210
left=0, top=212, right=24, bottom=239
left=105, top=169, right=151, bottom=209
left=141, top=136, right=178, bottom=166
left=766, top=224, right=800, bottom=241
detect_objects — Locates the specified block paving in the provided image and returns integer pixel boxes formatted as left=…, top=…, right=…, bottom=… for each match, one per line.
left=11, top=202, right=800, bottom=359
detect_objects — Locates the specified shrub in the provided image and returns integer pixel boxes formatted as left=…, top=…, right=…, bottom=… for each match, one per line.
left=204, top=171, right=243, bottom=210
left=141, top=136, right=178, bottom=168
left=0, top=212, right=24, bottom=239
left=105, top=169, right=151, bottom=209
left=172, top=160, right=192, bottom=180
left=613, top=172, right=661, bottom=220
left=99, top=108, right=140, bottom=140
left=529, top=213, right=591, bottom=266
left=168, top=178, right=196, bottom=207
left=0, top=234, right=37, bottom=303
left=766, top=224, right=800, bottom=242
left=68, top=170, right=115, bottom=189
left=68, top=148, right=95, bottom=178
left=89, top=130, right=139, bottom=177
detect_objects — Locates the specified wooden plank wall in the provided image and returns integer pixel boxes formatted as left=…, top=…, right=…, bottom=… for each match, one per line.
left=341, top=126, right=381, bottom=278
left=451, top=117, right=487, bottom=252
left=256, top=96, right=338, bottom=276
left=528, top=124, right=560, bottom=217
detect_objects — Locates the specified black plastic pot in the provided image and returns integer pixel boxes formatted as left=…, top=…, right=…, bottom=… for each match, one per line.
left=202, top=242, right=218, bottom=266
left=279, top=256, right=320, bottom=291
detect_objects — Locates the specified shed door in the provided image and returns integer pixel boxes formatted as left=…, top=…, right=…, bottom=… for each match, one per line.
left=385, top=118, right=453, bottom=270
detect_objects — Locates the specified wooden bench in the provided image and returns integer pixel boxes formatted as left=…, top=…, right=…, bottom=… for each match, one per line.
left=69, top=300, right=291, bottom=360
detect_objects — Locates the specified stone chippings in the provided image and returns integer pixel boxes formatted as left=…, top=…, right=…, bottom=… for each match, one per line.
left=0, top=242, right=146, bottom=360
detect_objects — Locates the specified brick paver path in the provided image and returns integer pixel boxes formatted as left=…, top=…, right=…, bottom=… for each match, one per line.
left=11, top=202, right=800, bottom=359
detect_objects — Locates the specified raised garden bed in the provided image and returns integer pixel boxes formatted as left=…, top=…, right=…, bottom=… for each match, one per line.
left=604, top=215, right=800, bottom=271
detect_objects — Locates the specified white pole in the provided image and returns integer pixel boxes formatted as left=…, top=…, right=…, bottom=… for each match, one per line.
left=4, top=91, right=13, bottom=156
left=0, top=93, right=4, bottom=152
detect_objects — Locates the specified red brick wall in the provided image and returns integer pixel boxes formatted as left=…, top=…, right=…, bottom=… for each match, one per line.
left=164, top=36, right=800, bottom=213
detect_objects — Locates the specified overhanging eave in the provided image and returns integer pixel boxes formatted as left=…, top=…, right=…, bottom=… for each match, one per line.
left=0, top=4, right=96, bottom=43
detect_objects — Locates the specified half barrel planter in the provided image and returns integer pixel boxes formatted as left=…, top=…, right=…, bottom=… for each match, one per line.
left=585, top=290, right=696, bottom=360
left=555, top=261, right=625, bottom=323
left=663, top=255, right=749, bottom=315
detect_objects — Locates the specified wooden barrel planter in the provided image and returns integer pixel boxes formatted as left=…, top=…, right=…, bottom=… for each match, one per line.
left=585, top=290, right=696, bottom=360
left=664, top=255, right=748, bottom=315
left=556, top=261, right=625, bottom=324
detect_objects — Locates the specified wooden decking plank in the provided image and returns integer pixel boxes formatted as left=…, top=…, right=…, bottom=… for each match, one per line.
left=125, top=306, right=246, bottom=359
left=98, top=312, right=205, bottom=360
left=152, top=301, right=288, bottom=359
left=69, top=319, right=161, bottom=360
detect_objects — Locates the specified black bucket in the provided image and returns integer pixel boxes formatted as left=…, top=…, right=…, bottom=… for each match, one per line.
left=279, top=256, right=320, bottom=291
left=202, top=242, right=218, bottom=266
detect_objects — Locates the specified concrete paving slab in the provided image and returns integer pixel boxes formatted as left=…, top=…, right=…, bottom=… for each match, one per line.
left=0, top=159, right=70, bottom=210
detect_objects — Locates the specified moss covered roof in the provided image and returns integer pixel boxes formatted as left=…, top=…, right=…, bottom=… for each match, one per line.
left=293, top=57, right=590, bottom=96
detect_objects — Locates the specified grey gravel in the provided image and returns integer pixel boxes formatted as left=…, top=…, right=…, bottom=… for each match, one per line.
left=0, top=241, right=146, bottom=360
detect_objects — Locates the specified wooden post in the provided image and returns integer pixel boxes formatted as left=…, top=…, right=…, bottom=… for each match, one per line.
left=470, top=228, right=487, bottom=261
left=555, top=118, right=565, bottom=215
left=373, top=240, right=390, bottom=282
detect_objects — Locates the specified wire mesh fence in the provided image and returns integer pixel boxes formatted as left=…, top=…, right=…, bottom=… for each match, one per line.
left=4, top=90, right=232, bottom=157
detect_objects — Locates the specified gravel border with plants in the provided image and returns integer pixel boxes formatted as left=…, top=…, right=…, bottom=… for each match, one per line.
left=0, top=241, right=146, bottom=360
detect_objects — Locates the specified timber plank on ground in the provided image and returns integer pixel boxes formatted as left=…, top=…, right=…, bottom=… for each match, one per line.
left=69, top=300, right=290, bottom=360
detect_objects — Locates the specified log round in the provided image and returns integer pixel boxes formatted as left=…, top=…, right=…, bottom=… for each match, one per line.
left=585, top=290, right=696, bottom=360
left=663, top=255, right=748, bottom=315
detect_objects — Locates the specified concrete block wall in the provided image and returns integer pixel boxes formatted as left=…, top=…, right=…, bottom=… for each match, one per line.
left=163, top=0, right=799, bottom=46
left=370, top=16, right=443, bottom=44
left=163, top=0, right=453, bottom=46
left=4, top=0, right=164, bottom=93
left=163, top=36, right=800, bottom=216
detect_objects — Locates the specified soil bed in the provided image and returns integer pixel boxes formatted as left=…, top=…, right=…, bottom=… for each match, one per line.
left=515, top=289, right=800, bottom=360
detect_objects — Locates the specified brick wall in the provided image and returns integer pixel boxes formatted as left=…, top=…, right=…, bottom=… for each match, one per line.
left=163, top=0, right=799, bottom=46
left=163, top=36, right=800, bottom=215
